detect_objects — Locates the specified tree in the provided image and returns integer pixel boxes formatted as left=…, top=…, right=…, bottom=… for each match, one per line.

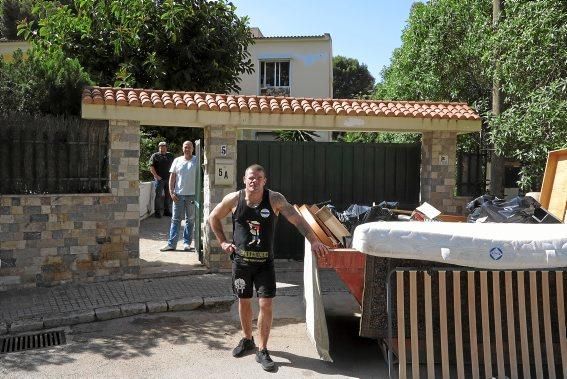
left=275, top=130, right=318, bottom=142
left=19, top=0, right=254, bottom=92
left=355, top=1, right=491, bottom=148
left=0, top=0, right=34, bottom=40
left=333, top=56, right=375, bottom=99
left=6, top=0, right=255, bottom=181
left=375, top=0, right=492, bottom=116
left=0, top=49, right=91, bottom=116
left=339, top=131, right=420, bottom=144
left=373, top=0, right=567, bottom=190
left=490, top=0, right=567, bottom=190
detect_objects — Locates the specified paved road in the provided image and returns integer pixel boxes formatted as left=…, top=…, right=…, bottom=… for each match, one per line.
left=0, top=293, right=389, bottom=378
left=0, top=215, right=391, bottom=377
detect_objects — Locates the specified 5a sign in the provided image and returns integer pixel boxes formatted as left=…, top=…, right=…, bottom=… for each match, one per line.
left=215, top=158, right=233, bottom=186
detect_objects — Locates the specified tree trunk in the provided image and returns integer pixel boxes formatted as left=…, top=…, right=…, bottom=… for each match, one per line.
left=490, top=0, right=506, bottom=198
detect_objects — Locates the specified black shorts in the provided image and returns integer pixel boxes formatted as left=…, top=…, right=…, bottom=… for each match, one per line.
left=232, top=259, right=276, bottom=299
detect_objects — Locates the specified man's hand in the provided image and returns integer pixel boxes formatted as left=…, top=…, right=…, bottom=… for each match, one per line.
left=154, top=175, right=162, bottom=181
left=311, top=241, right=329, bottom=260
left=221, top=242, right=236, bottom=254
left=170, top=192, right=178, bottom=202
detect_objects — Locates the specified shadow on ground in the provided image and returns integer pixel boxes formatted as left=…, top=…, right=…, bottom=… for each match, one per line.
left=0, top=309, right=242, bottom=372
left=0, top=306, right=385, bottom=377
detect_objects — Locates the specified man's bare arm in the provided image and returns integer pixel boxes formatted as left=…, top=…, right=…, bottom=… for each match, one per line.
left=208, top=192, right=239, bottom=253
left=270, top=191, right=328, bottom=257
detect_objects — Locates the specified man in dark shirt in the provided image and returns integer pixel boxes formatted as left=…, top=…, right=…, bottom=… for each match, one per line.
left=149, top=142, right=174, bottom=218
left=208, top=164, right=328, bottom=372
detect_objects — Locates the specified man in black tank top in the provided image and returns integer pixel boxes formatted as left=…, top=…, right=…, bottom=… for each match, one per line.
left=209, top=164, right=329, bottom=372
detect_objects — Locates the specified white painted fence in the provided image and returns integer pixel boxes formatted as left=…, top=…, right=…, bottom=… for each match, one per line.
left=139, top=181, right=155, bottom=219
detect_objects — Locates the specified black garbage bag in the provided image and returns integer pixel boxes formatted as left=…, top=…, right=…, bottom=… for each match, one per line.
left=361, top=206, right=396, bottom=223
left=376, top=201, right=399, bottom=209
left=337, top=204, right=397, bottom=233
left=467, top=195, right=561, bottom=224
left=466, top=194, right=496, bottom=214
left=336, top=204, right=371, bottom=233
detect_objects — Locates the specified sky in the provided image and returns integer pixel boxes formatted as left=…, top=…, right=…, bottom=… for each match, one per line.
left=231, top=0, right=417, bottom=83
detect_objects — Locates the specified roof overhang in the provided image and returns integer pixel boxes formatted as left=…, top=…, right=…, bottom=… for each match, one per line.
left=82, top=104, right=481, bottom=133
left=81, top=87, right=482, bottom=134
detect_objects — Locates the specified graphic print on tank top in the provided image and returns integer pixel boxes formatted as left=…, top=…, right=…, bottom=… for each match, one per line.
left=247, top=221, right=261, bottom=247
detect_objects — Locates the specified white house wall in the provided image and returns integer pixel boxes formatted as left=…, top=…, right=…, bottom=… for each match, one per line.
left=238, top=38, right=333, bottom=99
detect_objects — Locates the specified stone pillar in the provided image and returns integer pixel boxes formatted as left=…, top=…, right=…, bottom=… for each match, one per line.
left=202, top=125, right=237, bottom=271
left=421, top=131, right=468, bottom=214
left=106, top=119, right=141, bottom=277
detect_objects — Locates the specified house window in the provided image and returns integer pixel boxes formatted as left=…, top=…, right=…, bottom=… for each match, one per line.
left=260, top=61, right=290, bottom=96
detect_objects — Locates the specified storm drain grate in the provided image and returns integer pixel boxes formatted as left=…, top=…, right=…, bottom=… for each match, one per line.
left=0, top=330, right=66, bottom=354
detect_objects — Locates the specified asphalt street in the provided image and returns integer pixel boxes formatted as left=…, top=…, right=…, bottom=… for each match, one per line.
left=0, top=293, right=389, bottom=378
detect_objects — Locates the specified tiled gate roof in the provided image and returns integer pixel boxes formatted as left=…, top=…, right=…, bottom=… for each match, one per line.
left=82, top=87, right=480, bottom=121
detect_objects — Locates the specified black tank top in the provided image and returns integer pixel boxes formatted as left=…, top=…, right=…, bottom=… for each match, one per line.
left=232, top=189, right=277, bottom=263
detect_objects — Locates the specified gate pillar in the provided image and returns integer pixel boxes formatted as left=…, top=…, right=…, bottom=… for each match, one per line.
left=421, top=131, right=468, bottom=214
left=202, top=124, right=237, bottom=271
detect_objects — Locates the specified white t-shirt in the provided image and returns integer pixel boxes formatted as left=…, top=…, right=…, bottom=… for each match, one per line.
left=169, top=155, right=197, bottom=196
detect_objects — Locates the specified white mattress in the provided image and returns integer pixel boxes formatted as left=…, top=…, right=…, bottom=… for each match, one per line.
left=352, top=222, right=567, bottom=269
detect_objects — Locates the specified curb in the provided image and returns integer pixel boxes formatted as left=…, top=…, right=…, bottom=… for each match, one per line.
left=0, top=295, right=236, bottom=336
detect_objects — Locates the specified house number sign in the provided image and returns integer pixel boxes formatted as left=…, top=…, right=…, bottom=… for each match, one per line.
left=215, top=158, right=234, bottom=186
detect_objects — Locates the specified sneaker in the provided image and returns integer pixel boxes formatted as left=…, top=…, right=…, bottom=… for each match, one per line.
left=232, top=337, right=255, bottom=357
left=154, top=212, right=162, bottom=218
left=183, top=244, right=194, bottom=252
left=255, top=348, right=275, bottom=371
left=159, top=245, right=175, bottom=252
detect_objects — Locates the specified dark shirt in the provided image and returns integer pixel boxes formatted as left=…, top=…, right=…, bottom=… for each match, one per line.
left=232, top=189, right=277, bottom=263
left=149, top=152, right=174, bottom=179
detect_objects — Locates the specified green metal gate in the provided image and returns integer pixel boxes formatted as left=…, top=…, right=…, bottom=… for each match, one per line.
left=237, top=141, right=421, bottom=260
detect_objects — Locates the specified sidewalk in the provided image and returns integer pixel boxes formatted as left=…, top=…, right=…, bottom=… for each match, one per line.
left=0, top=218, right=348, bottom=335
left=0, top=269, right=347, bottom=335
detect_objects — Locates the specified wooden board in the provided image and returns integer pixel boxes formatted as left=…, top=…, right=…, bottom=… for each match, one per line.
left=540, top=148, right=567, bottom=222
left=298, top=205, right=334, bottom=247
left=315, top=206, right=351, bottom=243
left=437, top=214, right=467, bottom=222
left=309, top=205, right=340, bottom=247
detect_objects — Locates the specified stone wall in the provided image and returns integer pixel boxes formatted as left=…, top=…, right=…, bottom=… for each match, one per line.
left=421, top=131, right=470, bottom=215
left=202, top=124, right=237, bottom=271
left=0, top=120, right=140, bottom=290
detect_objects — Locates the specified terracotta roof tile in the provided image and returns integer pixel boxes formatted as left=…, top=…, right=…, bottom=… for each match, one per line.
left=259, top=98, right=269, bottom=113
left=280, top=98, right=292, bottom=114
left=269, top=98, right=281, bottom=113
left=290, top=99, right=302, bottom=114
left=81, top=87, right=481, bottom=121
left=255, top=34, right=329, bottom=40
left=248, top=97, right=259, bottom=112
left=226, top=96, right=238, bottom=112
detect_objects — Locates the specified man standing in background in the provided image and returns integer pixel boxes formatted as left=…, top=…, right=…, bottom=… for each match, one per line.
left=161, top=141, right=197, bottom=252
left=149, top=141, right=174, bottom=218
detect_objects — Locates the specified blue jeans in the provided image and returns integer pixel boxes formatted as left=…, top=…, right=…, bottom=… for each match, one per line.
left=167, top=195, right=195, bottom=248
left=154, top=179, right=171, bottom=215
